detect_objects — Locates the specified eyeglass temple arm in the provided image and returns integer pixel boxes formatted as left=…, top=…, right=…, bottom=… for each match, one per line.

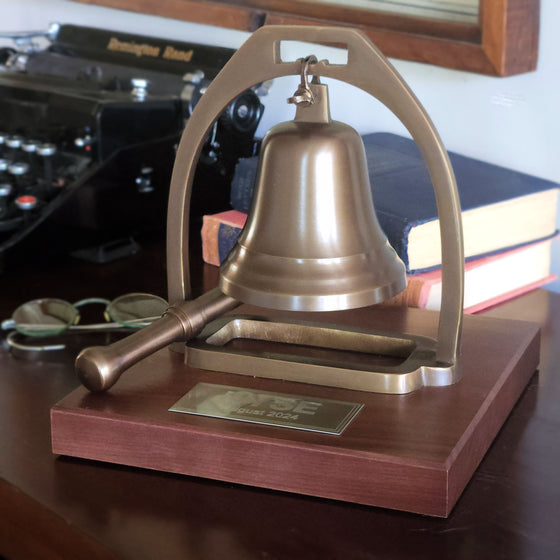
left=75, top=289, right=239, bottom=392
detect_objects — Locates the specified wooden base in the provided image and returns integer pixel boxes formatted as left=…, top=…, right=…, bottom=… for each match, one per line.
left=51, top=305, right=540, bottom=517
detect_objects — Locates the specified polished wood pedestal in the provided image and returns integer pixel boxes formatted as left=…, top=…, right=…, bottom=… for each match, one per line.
left=51, top=303, right=539, bottom=517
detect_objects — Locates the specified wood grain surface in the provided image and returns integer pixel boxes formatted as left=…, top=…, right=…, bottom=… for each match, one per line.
left=1, top=239, right=558, bottom=559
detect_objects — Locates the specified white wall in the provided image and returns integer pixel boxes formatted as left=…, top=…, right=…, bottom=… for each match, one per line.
left=1, top=0, right=559, bottom=290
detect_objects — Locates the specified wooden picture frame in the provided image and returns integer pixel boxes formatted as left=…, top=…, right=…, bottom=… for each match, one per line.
left=72, top=0, right=540, bottom=76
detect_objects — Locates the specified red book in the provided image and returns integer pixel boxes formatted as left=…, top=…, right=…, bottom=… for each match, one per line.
left=385, top=238, right=556, bottom=313
left=201, top=210, right=247, bottom=266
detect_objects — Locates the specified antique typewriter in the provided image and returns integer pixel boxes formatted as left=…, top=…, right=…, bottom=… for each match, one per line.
left=0, top=23, right=265, bottom=267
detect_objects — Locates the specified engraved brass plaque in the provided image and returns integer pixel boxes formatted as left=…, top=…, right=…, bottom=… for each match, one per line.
left=169, top=383, right=363, bottom=435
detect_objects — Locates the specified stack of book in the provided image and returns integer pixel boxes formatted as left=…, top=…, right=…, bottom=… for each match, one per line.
left=201, top=133, right=559, bottom=313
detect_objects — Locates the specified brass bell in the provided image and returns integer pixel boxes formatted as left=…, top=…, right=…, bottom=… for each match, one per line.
left=219, top=81, right=407, bottom=311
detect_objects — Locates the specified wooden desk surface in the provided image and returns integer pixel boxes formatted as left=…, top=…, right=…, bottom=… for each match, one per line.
left=1, top=241, right=559, bottom=559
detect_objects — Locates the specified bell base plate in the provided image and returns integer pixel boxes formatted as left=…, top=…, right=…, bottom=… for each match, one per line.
left=186, top=315, right=457, bottom=394
left=51, top=305, right=540, bottom=517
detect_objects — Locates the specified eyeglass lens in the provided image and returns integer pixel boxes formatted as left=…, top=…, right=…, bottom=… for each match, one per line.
left=106, top=293, right=168, bottom=328
left=11, top=294, right=167, bottom=337
left=12, top=299, right=78, bottom=337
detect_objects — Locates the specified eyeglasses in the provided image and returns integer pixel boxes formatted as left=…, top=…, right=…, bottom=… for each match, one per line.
left=2, top=293, right=168, bottom=351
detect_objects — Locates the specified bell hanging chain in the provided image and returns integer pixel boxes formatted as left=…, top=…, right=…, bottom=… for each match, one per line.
left=287, top=55, right=318, bottom=107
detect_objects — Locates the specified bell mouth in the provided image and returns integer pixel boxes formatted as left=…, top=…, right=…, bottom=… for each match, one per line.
left=219, top=244, right=407, bottom=312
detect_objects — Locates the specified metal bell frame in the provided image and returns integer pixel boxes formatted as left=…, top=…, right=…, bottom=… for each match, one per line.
left=165, top=25, right=464, bottom=394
